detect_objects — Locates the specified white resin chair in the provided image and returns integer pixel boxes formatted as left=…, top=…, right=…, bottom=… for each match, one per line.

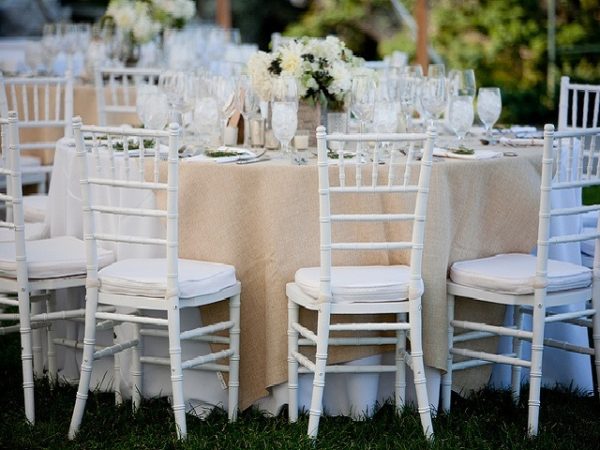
left=0, top=111, right=114, bottom=425
left=558, top=76, right=600, bottom=131
left=287, top=126, right=436, bottom=440
left=441, top=125, right=600, bottom=436
left=68, top=118, right=241, bottom=440
left=0, top=70, right=74, bottom=221
left=94, top=66, right=162, bottom=126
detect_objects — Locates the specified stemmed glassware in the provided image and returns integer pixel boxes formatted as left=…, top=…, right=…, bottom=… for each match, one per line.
left=420, top=64, right=447, bottom=128
left=271, top=76, right=299, bottom=163
left=447, top=95, right=475, bottom=146
left=477, top=87, right=502, bottom=139
left=398, top=65, right=423, bottom=132
left=448, top=69, right=476, bottom=97
left=136, top=85, right=169, bottom=130
left=214, top=76, right=237, bottom=146
left=350, top=75, right=376, bottom=162
left=235, top=74, right=260, bottom=148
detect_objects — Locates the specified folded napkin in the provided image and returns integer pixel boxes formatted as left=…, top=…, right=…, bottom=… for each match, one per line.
left=499, top=137, right=544, bottom=147
left=510, top=125, right=537, bottom=134
left=433, top=147, right=501, bottom=160
left=184, top=147, right=258, bottom=164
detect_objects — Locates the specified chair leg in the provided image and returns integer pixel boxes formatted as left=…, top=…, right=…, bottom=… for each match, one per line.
left=410, top=297, right=433, bottom=439
left=590, top=284, right=600, bottom=399
left=46, top=292, right=57, bottom=386
left=527, top=297, right=546, bottom=437
left=68, top=285, right=100, bottom=440
left=228, top=293, right=241, bottom=422
left=167, top=303, right=187, bottom=440
left=31, top=300, right=43, bottom=377
left=130, top=320, right=142, bottom=412
left=18, top=289, right=35, bottom=424
left=307, top=302, right=332, bottom=439
left=287, top=299, right=300, bottom=423
left=511, top=306, right=524, bottom=404
left=441, top=293, right=455, bottom=412
left=395, top=312, right=407, bottom=414
left=113, top=326, right=122, bottom=406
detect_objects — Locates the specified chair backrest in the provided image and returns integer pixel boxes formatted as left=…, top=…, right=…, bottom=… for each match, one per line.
left=0, top=70, right=74, bottom=151
left=94, top=66, right=163, bottom=126
left=538, top=125, right=600, bottom=275
left=315, top=125, right=436, bottom=302
left=72, top=117, right=180, bottom=297
left=558, top=76, right=600, bottom=131
left=0, top=111, right=29, bottom=281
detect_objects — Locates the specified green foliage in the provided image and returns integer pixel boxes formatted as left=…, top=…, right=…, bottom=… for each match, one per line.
left=286, top=0, right=600, bottom=125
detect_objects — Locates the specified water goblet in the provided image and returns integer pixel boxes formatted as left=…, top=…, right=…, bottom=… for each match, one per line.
left=271, top=101, right=298, bottom=163
left=448, top=95, right=475, bottom=146
left=477, top=87, right=502, bottom=139
left=420, top=75, right=447, bottom=128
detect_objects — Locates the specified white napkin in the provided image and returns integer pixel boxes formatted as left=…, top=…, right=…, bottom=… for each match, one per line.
left=433, top=147, right=501, bottom=160
left=510, top=125, right=537, bottom=134
left=499, top=137, right=544, bottom=147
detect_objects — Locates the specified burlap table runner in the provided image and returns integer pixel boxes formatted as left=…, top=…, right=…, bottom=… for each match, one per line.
left=153, top=149, right=544, bottom=409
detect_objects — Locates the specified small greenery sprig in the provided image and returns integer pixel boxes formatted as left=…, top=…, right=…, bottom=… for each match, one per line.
left=204, top=150, right=242, bottom=158
left=113, top=139, right=156, bottom=151
left=327, top=150, right=354, bottom=159
left=449, top=145, right=475, bottom=155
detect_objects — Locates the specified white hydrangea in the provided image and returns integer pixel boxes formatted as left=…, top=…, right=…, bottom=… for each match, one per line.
left=132, top=10, right=161, bottom=44
left=329, top=61, right=352, bottom=97
left=152, top=0, right=195, bottom=20
left=278, top=41, right=304, bottom=78
left=107, top=0, right=137, bottom=30
left=247, top=51, right=275, bottom=101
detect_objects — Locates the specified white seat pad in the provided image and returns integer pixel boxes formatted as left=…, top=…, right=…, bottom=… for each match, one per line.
left=99, top=258, right=237, bottom=299
left=294, top=265, right=422, bottom=303
left=0, top=236, right=114, bottom=279
left=581, top=226, right=596, bottom=256
left=0, top=222, right=48, bottom=242
left=21, top=155, right=42, bottom=167
left=23, top=194, right=48, bottom=223
left=450, top=253, right=591, bottom=295
left=582, top=211, right=598, bottom=228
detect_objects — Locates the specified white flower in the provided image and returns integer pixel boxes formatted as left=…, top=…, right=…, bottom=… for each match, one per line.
left=107, top=0, right=137, bottom=31
left=247, top=51, right=274, bottom=101
left=278, top=41, right=304, bottom=78
left=329, top=61, right=352, bottom=97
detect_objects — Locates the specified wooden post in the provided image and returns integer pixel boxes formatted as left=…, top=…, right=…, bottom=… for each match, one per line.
left=415, top=0, right=429, bottom=72
left=216, top=0, right=232, bottom=28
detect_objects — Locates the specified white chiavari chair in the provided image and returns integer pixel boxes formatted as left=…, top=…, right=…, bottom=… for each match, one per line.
left=286, top=126, right=436, bottom=440
left=0, top=111, right=115, bottom=425
left=0, top=70, right=74, bottom=222
left=558, top=76, right=600, bottom=131
left=94, top=66, right=162, bottom=126
left=441, top=125, right=600, bottom=436
left=68, top=118, right=241, bottom=440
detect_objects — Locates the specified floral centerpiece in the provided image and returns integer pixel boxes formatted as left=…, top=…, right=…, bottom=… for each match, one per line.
left=104, top=0, right=196, bottom=45
left=247, top=35, right=372, bottom=112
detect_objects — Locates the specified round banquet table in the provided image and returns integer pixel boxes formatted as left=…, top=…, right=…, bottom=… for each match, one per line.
left=44, top=136, right=594, bottom=415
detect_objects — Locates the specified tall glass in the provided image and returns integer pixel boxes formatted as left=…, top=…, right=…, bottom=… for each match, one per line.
left=420, top=75, right=447, bottom=128
left=398, top=66, right=423, bottom=132
left=235, top=74, right=259, bottom=148
left=477, top=87, right=502, bottom=138
left=350, top=75, right=376, bottom=162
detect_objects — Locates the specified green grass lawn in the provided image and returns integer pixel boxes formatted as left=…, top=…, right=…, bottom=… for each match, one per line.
left=0, top=334, right=598, bottom=449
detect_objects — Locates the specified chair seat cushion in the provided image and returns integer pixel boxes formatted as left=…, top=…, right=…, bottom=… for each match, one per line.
left=294, top=265, right=422, bottom=303
left=21, top=155, right=42, bottom=167
left=98, top=258, right=237, bottom=299
left=23, top=194, right=48, bottom=222
left=581, top=227, right=596, bottom=256
left=582, top=211, right=598, bottom=228
left=0, top=222, right=48, bottom=242
left=450, top=253, right=592, bottom=295
left=0, top=236, right=114, bottom=279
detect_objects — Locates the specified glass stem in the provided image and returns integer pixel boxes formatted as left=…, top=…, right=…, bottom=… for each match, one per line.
left=242, top=116, right=250, bottom=147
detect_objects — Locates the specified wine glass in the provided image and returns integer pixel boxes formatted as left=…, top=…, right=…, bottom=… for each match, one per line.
left=235, top=74, right=260, bottom=148
left=420, top=75, right=447, bottom=128
left=398, top=66, right=423, bottom=132
left=477, top=87, right=502, bottom=139
left=350, top=75, right=376, bottom=163
left=448, top=69, right=476, bottom=97
left=138, top=87, right=169, bottom=131
left=448, top=95, right=475, bottom=145
left=271, top=76, right=299, bottom=162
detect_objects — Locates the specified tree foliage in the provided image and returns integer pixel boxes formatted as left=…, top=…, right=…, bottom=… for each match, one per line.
left=284, top=0, right=600, bottom=124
